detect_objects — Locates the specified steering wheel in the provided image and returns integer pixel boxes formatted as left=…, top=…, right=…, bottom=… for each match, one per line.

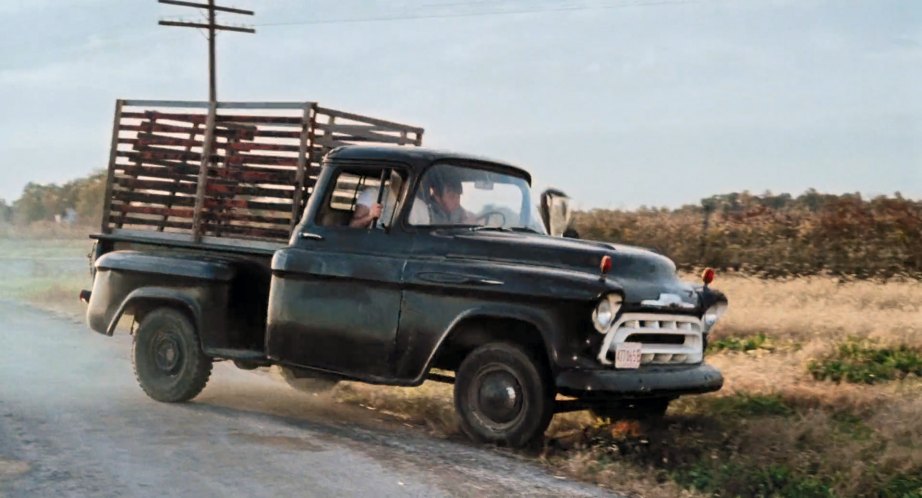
left=477, top=210, right=507, bottom=227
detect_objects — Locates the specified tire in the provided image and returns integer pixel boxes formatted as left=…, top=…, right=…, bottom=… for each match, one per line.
left=591, top=398, right=670, bottom=422
left=454, top=342, right=554, bottom=447
left=132, top=307, right=212, bottom=403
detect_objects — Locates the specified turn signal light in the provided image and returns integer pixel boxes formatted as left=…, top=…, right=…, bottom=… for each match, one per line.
left=702, top=267, right=715, bottom=285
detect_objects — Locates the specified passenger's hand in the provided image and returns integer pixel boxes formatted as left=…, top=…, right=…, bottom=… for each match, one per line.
left=369, top=203, right=383, bottom=218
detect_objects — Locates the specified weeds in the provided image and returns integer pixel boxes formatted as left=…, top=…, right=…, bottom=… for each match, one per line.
left=707, top=332, right=774, bottom=353
left=809, top=339, right=922, bottom=384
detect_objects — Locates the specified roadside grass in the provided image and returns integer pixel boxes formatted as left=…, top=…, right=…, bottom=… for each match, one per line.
left=6, top=238, right=922, bottom=497
left=333, top=275, right=922, bottom=497
left=808, top=339, right=922, bottom=384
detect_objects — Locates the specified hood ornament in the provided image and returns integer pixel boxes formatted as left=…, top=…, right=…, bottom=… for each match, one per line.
left=641, top=293, right=695, bottom=310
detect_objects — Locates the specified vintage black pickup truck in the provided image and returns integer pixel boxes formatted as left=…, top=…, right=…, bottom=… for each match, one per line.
left=83, top=100, right=727, bottom=447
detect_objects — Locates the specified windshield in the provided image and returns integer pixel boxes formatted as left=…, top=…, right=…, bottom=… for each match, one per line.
left=408, top=163, right=548, bottom=234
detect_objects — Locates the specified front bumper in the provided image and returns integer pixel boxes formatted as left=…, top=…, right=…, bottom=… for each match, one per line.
left=556, top=363, right=723, bottom=398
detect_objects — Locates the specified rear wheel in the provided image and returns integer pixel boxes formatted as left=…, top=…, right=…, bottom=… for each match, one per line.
left=591, top=398, right=671, bottom=422
left=132, top=307, right=212, bottom=402
left=454, top=342, right=554, bottom=447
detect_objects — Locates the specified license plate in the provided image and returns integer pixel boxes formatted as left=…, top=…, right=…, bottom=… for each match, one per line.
left=615, top=342, right=642, bottom=369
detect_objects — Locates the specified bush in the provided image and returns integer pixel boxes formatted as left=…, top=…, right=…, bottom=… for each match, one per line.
left=809, top=340, right=922, bottom=384
left=572, top=190, right=922, bottom=279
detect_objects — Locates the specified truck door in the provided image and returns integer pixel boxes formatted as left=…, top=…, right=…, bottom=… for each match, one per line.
left=266, top=166, right=410, bottom=378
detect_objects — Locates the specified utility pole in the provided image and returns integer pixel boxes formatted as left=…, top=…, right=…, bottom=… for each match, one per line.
left=157, top=0, right=255, bottom=103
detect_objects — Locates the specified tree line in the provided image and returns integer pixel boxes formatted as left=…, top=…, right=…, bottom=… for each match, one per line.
left=0, top=172, right=105, bottom=226
left=573, top=190, right=922, bottom=279
left=2, top=173, right=918, bottom=278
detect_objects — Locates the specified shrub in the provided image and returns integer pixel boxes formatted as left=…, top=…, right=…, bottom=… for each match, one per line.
left=809, top=340, right=922, bottom=384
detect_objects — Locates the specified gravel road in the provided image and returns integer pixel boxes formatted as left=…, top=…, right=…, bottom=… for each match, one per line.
left=0, top=300, right=613, bottom=498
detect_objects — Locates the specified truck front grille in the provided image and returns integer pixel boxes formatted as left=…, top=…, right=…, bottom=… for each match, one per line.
left=597, top=313, right=703, bottom=366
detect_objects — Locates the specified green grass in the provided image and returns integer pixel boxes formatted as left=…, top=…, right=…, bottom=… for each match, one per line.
left=674, top=462, right=835, bottom=498
left=708, top=332, right=774, bottom=353
left=809, top=339, right=922, bottom=384
left=0, top=238, right=92, bottom=259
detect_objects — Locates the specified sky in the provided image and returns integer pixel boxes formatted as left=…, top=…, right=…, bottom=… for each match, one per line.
left=0, top=0, right=919, bottom=209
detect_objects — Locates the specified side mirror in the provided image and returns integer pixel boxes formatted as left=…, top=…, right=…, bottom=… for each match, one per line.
left=539, top=188, right=572, bottom=237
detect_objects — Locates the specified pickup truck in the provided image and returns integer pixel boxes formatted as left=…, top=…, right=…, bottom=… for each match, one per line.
left=83, top=99, right=727, bottom=447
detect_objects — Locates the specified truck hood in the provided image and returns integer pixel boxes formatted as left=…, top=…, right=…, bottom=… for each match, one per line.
left=443, top=229, right=698, bottom=306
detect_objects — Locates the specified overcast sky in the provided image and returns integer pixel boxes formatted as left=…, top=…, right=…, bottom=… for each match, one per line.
left=1, top=0, right=919, bottom=209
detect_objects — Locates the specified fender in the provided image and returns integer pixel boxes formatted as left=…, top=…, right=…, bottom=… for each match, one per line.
left=104, top=286, right=203, bottom=337
left=405, top=300, right=567, bottom=385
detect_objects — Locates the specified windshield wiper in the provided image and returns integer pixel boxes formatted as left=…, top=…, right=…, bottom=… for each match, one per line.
left=469, top=226, right=512, bottom=232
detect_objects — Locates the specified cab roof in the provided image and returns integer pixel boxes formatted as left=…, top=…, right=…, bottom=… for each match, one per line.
left=325, top=146, right=532, bottom=184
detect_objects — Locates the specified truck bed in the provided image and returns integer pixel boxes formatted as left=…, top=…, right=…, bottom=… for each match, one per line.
left=99, top=100, right=423, bottom=250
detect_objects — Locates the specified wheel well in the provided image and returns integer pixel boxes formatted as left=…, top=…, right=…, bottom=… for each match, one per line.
left=126, top=298, right=197, bottom=332
left=431, top=317, right=551, bottom=373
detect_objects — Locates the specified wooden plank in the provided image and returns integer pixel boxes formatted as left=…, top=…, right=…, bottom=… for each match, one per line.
left=291, top=103, right=311, bottom=233
left=226, top=153, right=299, bottom=167
left=115, top=162, right=201, bottom=179
left=113, top=191, right=197, bottom=205
left=122, top=122, right=254, bottom=140
left=102, top=99, right=125, bottom=233
left=200, top=223, right=289, bottom=240
left=111, top=216, right=193, bottom=231
left=202, top=198, right=292, bottom=212
left=315, top=106, right=424, bottom=134
left=205, top=183, right=295, bottom=198
left=114, top=177, right=199, bottom=194
left=200, top=210, right=291, bottom=226
left=114, top=191, right=291, bottom=213
left=121, top=111, right=207, bottom=123
left=226, top=141, right=302, bottom=153
left=216, top=114, right=302, bottom=125
left=111, top=203, right=196, bottom=219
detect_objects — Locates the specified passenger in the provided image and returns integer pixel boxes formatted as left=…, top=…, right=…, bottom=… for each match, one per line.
left=350, top=171, right=429, bottom=227
left=349, top=171, right=400, bottom=228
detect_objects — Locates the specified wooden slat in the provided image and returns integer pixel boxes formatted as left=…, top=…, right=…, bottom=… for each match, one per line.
left=111, top=203, right=196, bottom=219
left=226, top=142, right=302, bottom=153
left=110, top=216, right=193, bottom=231
left=115, top=163, right=200, bottom=178
left=200, top=210, right=291, bottom=226
left=315, top=106, right=424, bottom=134
left=226, top=153, right=299, bottom=167
left=205, top=183, right=295, bottom=198
left=114, top=177, right=199, bottom=194
left=216, top=114, right=303, bottom=125
left=200, top=223, right=289, bottom=240
left=121, top=122, right=255, bottom=140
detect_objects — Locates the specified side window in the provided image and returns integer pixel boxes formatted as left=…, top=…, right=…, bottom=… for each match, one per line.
left=315, top=169, right=405, bottom=229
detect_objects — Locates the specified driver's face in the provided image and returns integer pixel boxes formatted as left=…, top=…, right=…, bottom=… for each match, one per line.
left=434, top=187, right=462, bottom=212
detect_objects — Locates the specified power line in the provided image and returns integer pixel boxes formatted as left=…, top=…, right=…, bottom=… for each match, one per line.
left=157, top=0, right=255, bottom=103
left=255, top=0, right=700, bottom=27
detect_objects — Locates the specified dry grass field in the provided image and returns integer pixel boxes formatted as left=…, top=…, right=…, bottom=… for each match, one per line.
left=332, top=275, right=922, bottom=497
left=5, top=234, right=920, bottom=497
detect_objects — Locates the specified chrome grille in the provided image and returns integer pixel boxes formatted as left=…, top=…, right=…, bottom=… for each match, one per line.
left=597, top=313, right=703, bottom=366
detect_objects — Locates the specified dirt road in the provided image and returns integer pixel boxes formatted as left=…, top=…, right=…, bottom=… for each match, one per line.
left=0, top=300, right=611, bottom=497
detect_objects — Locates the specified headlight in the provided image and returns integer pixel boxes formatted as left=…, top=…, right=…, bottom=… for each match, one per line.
left=702, top=301, right=728, bottom=332
left=592, top=294, right=623, bottom=333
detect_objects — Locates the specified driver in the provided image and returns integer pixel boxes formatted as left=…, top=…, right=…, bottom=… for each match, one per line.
left=427, top=177, right=475, bottom=225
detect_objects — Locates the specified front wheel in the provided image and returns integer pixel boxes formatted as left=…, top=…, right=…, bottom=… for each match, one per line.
left=132, top=307, right=212, bottom=402
left=454, top=342, right=554, bottom=447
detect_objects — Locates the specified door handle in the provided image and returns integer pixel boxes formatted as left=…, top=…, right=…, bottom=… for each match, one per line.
left=299, top=232, right=324, bottom=241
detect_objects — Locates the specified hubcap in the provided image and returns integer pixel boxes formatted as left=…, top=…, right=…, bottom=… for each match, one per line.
left=152, top=331, right=183, bottom=374
left=476, top=369, right=523, bottom=424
